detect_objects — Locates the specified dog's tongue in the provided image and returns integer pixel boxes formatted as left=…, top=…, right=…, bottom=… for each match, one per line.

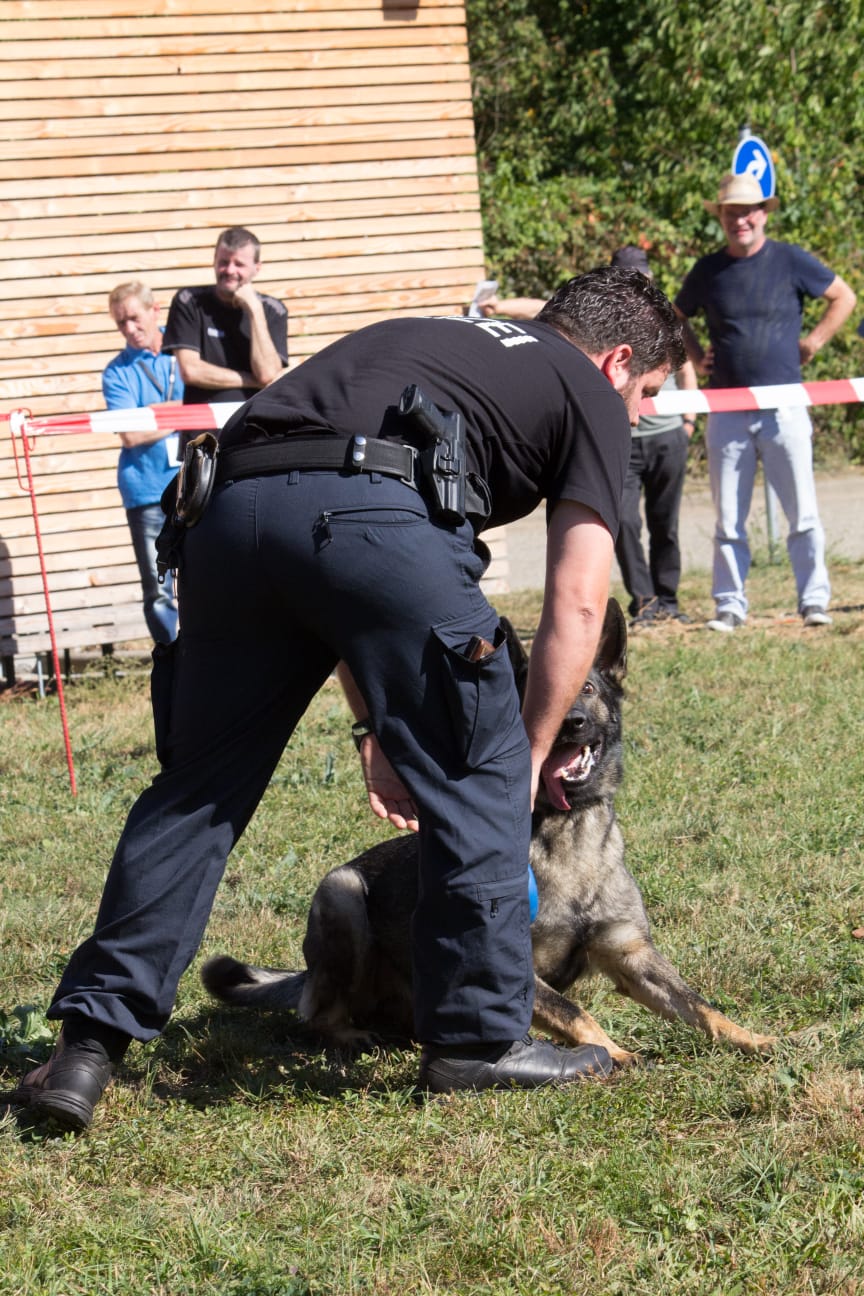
left=541, top=744, right=595, bottom=811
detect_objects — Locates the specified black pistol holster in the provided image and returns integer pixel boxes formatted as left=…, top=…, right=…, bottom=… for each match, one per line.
left=155, top=431, right=219, bottom=582
left=397, top=384, right=467, bottom=526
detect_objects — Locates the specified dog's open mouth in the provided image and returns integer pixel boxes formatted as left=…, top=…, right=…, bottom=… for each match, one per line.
left=558, top=744, right=598, bottom=785
left=541, top=740, right=602, bottom=810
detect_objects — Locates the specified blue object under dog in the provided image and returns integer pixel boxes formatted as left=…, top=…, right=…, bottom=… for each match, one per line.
left=528, top=863, right=539, bottom=923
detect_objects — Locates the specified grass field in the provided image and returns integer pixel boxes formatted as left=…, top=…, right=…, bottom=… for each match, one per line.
left=2, top=558, right=863, bottom=1295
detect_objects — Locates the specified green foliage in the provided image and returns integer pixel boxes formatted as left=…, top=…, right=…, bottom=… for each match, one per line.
left=466, top=0, right=864, bottom=457
left=0, top=1005, right=54, bottom=1056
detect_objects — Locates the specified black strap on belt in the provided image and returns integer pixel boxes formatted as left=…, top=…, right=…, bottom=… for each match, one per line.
left=215, top=436, right=417, bottom=487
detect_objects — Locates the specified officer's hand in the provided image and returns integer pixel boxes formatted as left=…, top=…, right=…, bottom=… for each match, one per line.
left=358, top=734, right=419, bottom=833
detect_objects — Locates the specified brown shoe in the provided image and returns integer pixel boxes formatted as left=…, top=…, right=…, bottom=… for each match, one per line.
left=5, top=1027, right=118, bottom=1132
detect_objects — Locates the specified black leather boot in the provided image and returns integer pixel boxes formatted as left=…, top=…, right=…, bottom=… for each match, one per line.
left=7, top=1020, right=129, bottom=1132
left=419, top=1035, right=613, bottom=1093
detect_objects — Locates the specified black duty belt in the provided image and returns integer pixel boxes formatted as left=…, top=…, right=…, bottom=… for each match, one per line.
left=215, top=436, right=418, bottom=488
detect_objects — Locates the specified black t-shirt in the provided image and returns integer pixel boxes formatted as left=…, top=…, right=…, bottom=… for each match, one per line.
left=162, top=285, right=289, bottom=406
left=219, top=315, right=631, bottom=535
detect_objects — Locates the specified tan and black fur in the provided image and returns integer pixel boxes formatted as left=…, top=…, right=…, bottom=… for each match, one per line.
left=203, top=601, right=775, bottom=1065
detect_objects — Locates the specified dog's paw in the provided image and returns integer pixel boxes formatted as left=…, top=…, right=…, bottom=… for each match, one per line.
left=608, top=1047, right=641, bottom=1068
left=740, top=1032, right=778, bottom=1054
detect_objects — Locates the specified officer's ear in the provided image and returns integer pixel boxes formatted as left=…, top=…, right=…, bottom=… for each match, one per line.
left=598, top=344, right=634, bottom=393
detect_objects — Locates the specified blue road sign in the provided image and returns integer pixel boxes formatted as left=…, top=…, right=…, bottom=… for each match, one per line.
left=731, top=135, right=775, bottom=199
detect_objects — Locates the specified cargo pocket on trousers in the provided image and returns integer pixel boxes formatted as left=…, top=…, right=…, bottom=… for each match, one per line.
left=150, top=639, right=177, bottom=768
left=432, top=615, right=523, bottom=768
left=443, top=871, right=533, bottom=999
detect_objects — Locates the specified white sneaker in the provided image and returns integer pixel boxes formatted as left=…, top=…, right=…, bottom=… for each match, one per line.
left=802, top=607, right=832, bottom=627
left=706, top=611, right=743, bottom=633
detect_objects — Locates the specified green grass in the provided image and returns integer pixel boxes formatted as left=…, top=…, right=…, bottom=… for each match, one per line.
left=2, top=557, right=864, bottom=1295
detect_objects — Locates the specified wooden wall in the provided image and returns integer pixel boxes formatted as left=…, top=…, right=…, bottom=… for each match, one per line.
left=0, top=0, right=501, bottom=666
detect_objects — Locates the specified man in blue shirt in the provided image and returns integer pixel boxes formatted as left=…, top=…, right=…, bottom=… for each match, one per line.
left=103, top=282, right=184, bottom=644
left=676, top=173, right=856, bottom=630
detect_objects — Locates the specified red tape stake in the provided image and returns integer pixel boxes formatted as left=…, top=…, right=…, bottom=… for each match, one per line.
left=8, top=411, right=77, bottom=796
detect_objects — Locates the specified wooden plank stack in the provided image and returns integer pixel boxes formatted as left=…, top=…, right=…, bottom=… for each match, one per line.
left=0, top=0, right=503, bottom=670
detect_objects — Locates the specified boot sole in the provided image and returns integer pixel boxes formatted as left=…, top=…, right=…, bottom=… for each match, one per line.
left=31, top=1090, right=94, bottom=1132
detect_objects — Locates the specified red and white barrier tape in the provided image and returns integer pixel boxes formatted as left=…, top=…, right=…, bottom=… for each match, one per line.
left=640, top=377, right=864, bottom=417
left=11, top=400, right=243, bottom=438
left=4, top=376, right=864, bottom=439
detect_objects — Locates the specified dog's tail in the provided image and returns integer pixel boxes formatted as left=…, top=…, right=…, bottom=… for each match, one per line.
left=201, top=954, right=305, bottom=1012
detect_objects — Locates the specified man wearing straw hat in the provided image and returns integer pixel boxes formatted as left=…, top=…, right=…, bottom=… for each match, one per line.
left=675, top=173, right=856, bottom=631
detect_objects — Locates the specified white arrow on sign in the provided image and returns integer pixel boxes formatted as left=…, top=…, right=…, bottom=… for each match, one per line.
left=746, top=154, right=767, bottom=182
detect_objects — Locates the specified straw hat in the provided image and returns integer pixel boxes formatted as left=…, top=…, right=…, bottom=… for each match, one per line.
left=703, top=172, right=779, bottom=215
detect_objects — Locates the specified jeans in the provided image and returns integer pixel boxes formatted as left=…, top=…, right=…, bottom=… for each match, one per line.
left=126, top=503, right=178, bottom=644
left=614, top=425, right=689, bottom=617
left=51, top=472, right=534, bottom=1046
left=706, top=407, right=830, bottom=619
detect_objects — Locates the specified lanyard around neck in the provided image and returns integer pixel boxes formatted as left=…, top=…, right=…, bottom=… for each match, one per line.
left=134, top=352, right=177, bottom=403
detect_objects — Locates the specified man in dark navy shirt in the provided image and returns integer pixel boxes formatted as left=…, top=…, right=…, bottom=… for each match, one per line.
left=676, top=173, right=855, bottom=631
left=9, top=269, right=684, bottom=1126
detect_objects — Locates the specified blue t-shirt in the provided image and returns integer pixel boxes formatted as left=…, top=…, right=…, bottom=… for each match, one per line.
left=675, top=239, right=834, bottom=388
left=102, top=336, right=184, bottom=509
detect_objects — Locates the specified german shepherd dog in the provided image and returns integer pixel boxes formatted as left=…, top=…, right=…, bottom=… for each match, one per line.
left=203, top=601, right=775, bottom=1066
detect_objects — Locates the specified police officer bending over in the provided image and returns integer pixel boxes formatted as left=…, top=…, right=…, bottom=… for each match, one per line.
left=8, top=267, right=683, bottom=1129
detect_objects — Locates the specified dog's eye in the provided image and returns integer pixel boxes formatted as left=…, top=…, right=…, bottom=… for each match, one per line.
left=581, top=682, right=595, bottom=696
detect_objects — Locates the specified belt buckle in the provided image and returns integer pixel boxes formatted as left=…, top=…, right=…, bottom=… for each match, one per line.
left=401, top=445, right=418, bottom=488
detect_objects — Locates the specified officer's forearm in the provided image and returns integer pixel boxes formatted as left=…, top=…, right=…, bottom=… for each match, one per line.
left=522, top=608, right=603, bottom=764
left=521, top=501, right=613, bottom=799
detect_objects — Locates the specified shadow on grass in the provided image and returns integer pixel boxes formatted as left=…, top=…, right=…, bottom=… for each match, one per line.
left=148, top=1004, right=422, bottom=1107
left=0, top=1003, right=422, bottom=1140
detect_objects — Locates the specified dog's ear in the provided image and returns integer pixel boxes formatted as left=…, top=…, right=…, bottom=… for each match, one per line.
left=596, top=598, right=628, bottom=685
left=498, top=616, right=529, bottom=701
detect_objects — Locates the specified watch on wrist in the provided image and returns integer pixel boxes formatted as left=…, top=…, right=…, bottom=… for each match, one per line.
left=351, top=718, right=374, bottom=751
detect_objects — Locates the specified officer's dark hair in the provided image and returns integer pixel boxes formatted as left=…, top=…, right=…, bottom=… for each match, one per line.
left=538, top=266, right=685, bottom=375
left=215, top=226, right=261, bottom=263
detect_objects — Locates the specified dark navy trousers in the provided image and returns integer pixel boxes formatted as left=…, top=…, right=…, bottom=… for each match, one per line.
left=49, top=471, right=534, bottom=1045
